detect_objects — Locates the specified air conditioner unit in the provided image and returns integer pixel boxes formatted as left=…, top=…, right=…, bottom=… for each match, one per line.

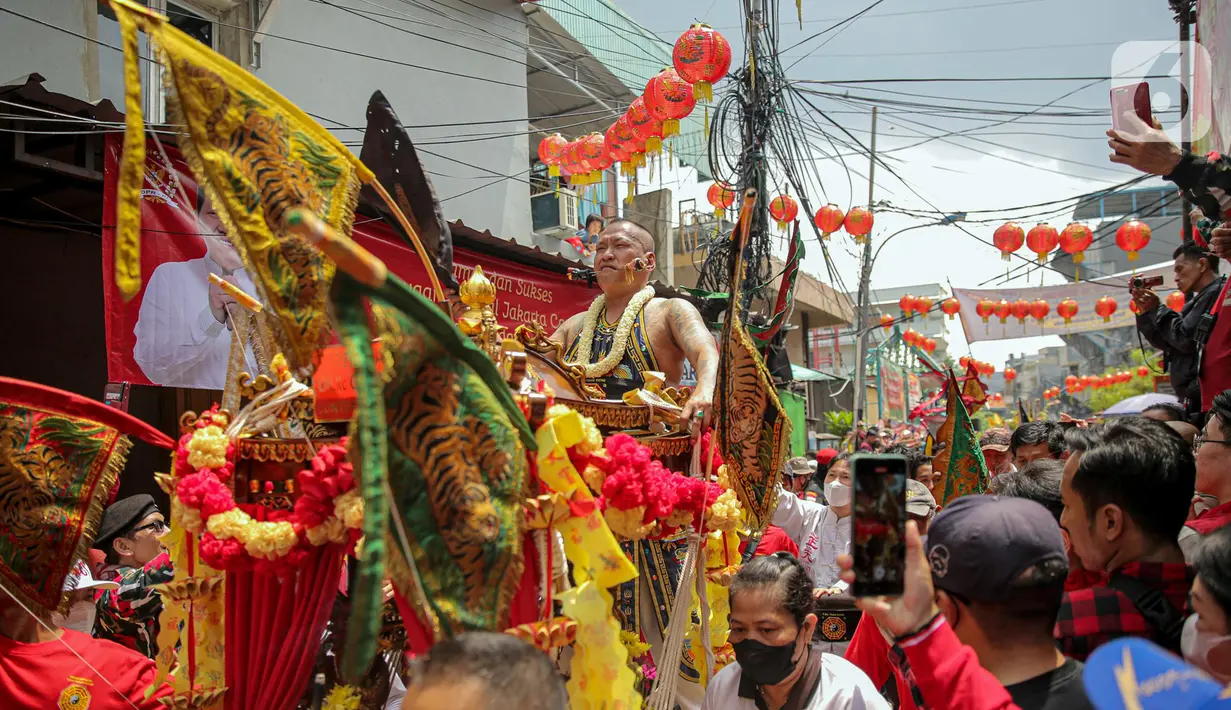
left=531, top=188, right=580, bottom=240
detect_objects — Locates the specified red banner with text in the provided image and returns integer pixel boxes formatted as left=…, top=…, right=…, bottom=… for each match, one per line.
left=102, top=136, right=595, bottom=390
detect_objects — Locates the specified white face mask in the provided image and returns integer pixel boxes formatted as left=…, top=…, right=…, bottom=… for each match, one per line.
left=1181, top=614, right=1231, bottom=682
left=825, top=480, right=851, bottom=507
left=53, top=601, right=97, bottom=635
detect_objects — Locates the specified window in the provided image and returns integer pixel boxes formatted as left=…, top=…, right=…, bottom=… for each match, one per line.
left=97, top=0, right=217, bottom=123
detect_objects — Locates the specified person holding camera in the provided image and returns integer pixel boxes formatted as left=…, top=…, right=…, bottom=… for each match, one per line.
left=1131, top=242, right=1225, bottom=414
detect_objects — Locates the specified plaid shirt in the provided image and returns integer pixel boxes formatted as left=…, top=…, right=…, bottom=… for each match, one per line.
left=93, top=552, right=175, bottom=659
left=1054, top=561, right=1193, bottom=661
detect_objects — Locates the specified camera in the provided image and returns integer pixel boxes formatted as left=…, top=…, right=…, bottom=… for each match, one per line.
left=1131, top=275, right=1164, bottom=289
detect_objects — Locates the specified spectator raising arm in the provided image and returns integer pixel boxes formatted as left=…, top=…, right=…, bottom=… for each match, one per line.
left=1108, top=113, right=1231, bottom=221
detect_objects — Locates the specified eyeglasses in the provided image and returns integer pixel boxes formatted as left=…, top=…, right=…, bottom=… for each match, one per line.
left=1193, top=434, right=1231, bottom=452
left=129, top=520, right=169, bottom=537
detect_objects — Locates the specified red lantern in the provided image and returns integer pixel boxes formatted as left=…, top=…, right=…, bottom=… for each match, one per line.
left=1115, top=219, right=1152, bottom=262
left=922, top=337, right=937, bottom=354
left=538, top=133, right=568, bottom=176
left=1129, top=298, right=1142, bottom=315
left=1005, top=367, right=1018, bottom=382
left=1059, top=223, right=1093, bottom=261
left=959, top=355, right=971, bottom=370
left=627, top=97, right=664, bottom=156
left=981, top=361, right=996, bottom=376
left=899, top=294, right=917, bottom=317
left=1167, top=291, right=1186, bottom=312
left=1101, top=374, right=1116, bottom=388
left=993, top=222, right=1026, bottom=262
left=610, top=116, right=641, bottom=174
left=707, top=182, right=736, bottom=219
left=1094, top=296, right=1118, bottom=323
left=1029, top=299, right=1050, bottom=324
left=1060, top=222, right=1095, bottom=281
left=994, top=299, right=1012, bottom=324
left=1119, top=371, right=1133, bottom=384
left=903, top=329, right=918, bottom=346
left=672, top=23, right=732, bottom=102
left=941, top=297, right=961, bottom=320
left=1043, top=388, right=1053, bottom=401
left=991, top=392, right=1004, bottom=405
left=815, top=204, right=845, bottom=239
left=1064, top=374, right=1078, bottom=389
left=976, top=298, right=996, bottom=324
left=1137, top=365, right=1150, bottom=378
left=644, top=67, right=696, bottom=139
left=844, top=207, right=874, bottom=245
left=1011, top=299, right=1031, bottom=324
left=915, top=296, right=935, bottom=317
left=1057, top=298, right=1079, bottom=325
left=1081, top=375, right=1096, bottom=388
left=880, top=313, right=894, bottom=331
left=769, top=195, right=799, bottom=231
left=1026, top=223, right=1060, bottom=264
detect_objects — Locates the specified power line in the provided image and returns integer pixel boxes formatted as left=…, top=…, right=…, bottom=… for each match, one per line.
left=800, top=74, right=1174, bottom=85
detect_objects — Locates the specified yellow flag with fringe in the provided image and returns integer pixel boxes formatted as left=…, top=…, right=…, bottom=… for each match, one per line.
left=110, top=0, right=371, bottom=373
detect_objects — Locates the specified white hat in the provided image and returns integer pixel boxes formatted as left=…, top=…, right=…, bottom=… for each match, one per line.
left=62, top=560, right=119, bottom=593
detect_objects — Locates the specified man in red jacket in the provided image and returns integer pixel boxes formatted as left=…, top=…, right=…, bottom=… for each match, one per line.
left=843, top=496, right=1091, bottom=710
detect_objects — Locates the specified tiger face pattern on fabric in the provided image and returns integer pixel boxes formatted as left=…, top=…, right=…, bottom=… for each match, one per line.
left=0, top=407, right=121, bottom=614
left=157, top=28, right=364, bottom=373
left=714, top=311, right=791, bottom=531
left=370, top=301, right=528, bottom=636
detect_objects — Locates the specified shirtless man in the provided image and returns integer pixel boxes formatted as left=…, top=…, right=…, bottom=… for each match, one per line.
left=550, top=218, right=717, bottom=424
left=549, top=218, right=719, bottom=710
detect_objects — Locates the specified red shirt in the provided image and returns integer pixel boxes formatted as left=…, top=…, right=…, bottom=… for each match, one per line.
left=900, top=615, right=1018, bottom=710
left=738, top=525, right=800, bottom=558
left=1188, top=500, right=1231, bottom=535
left=1054, top=561, right=1193, bottom=660
left=0, top=629, right=172, bottom=709
left=845, top=614, right=922, bottom=710
left=1200, top=278, right=1231, bottom=411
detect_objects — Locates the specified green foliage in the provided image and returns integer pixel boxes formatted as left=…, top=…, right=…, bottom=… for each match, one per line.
left=1083, top=351, right=1163, bottom=413
left=824, top=410, right=854, bottom=437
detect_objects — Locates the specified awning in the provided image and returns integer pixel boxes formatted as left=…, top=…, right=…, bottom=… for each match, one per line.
left=791, top=365, right=843, bottom=383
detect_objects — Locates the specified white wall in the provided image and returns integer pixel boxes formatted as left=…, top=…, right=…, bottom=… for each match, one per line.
left=255, top=0, right=531, bottom=239
left=0, top=0, right=532, bottom=239
left=0, top=0, right=97, bottom=101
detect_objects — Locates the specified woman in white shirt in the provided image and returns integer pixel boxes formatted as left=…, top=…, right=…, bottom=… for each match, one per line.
left=772, top=453, right=853, bottom=593
left=701, top=553, right=889, bottom=710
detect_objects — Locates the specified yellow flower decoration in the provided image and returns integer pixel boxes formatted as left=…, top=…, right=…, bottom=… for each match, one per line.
left=619, top=630, right=651, bottom=658
left=243, top=520, right=298, bottom=560
left=705, top=489, right=743, bottom=533
left=333, top=488, right=364, bottom=529
left=206, top=508, right=252, bottom=539
left=305, top=517, right=347, bottom=546
left=186, top=424, right=230, bottom=471
left=603, top=506, right=653, bottom=541
left=323, top=685, right=362, bottom=710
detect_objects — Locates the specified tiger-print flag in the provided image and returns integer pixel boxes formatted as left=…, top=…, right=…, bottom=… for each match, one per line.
left=110, top=0, right=372, bottom=374
left=333, top=271, right=535, bottom=682
left=933, top=371, right=989, bottom=507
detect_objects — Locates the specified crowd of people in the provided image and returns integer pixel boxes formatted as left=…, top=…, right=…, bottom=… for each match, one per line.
left=709, top=398, right=1231, bottom=710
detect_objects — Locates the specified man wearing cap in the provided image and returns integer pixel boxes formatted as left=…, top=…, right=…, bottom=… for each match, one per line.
left=980, top=427, right=1014, bottom=477
left=52, top=560, right=119, bottom=635
left=860, top=427, right=882, bottom=452
left=0, top=376, right=174, bottom=709
left=782, top=456, right=814, bottom=500
left=839, top=497, right=1093, bottom=710
left=93, top=494, right=175, bottom=659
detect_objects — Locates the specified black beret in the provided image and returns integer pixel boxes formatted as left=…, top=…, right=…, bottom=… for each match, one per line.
left=93, top=494, right=159, bottom=551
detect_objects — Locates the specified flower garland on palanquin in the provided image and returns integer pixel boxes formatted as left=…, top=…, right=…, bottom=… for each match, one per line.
left=172, top=407, right=363, bottom=573
left=545, top=404, right=742, bottom=541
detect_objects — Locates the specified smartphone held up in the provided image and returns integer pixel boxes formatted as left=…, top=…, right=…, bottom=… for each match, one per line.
left=851, top=454, right=908, bottom=598
left=1110, top=82, right=1153, bottom=133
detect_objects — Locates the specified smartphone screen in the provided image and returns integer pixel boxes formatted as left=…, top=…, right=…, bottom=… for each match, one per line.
left=1110, top=82, right=1152, bottom=132
left=852, top=454, right=908, bottom=597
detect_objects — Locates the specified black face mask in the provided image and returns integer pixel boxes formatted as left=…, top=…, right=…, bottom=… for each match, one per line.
left=732, top=636, right=802, bottom=686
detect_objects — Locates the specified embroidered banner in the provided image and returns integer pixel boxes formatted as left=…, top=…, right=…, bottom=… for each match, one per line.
left=101, top=138, right=595, bottom=390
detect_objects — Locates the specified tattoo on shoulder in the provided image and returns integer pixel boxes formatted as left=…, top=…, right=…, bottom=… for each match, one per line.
left=667, top=299, right=715, bottom=354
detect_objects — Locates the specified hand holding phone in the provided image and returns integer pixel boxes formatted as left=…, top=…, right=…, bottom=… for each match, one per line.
left=851, top=454, right=908, bottom=598
left=1111, top=83, right=1152, bottom=135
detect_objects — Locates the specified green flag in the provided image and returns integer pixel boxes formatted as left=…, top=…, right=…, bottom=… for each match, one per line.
left=332, top=271, right=534, bottom=681
left=933, top=371, right=989, bottom=507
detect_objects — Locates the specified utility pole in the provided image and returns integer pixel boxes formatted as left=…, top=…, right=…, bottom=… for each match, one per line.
left=852, top=106, right=877, bottom=426
left=1174, top=0, right=1194, bottom=242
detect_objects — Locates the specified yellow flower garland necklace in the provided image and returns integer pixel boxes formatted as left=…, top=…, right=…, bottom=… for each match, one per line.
left=570, top=285, right=656, bottom=378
